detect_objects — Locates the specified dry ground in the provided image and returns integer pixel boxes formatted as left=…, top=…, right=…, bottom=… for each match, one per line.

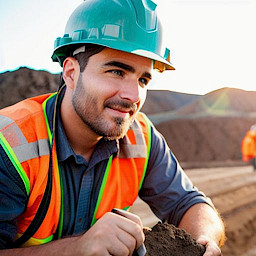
left=130, top=165, right=256, bottom=256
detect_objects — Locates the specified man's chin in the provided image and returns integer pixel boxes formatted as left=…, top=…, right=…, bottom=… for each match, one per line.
left=101, top=117, right=134, bottom=141
left=102, top=126, right=129, bottom=141
left=102, top=128, right=127, bottom=141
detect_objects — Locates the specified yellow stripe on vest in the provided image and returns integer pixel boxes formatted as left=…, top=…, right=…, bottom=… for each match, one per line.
left=16, top=233, right=53, bottom=247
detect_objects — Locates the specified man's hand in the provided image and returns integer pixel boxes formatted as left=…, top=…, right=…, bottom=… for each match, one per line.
left=75, top=210, right=145, bottom=256
left=178, top=203, right=225, bottom=256
left=0, top=211, right=144, bottom=256
left=197, top=235, right=222, bottom=256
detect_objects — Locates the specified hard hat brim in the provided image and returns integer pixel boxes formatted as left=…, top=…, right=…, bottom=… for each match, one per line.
left=52, top=40, right=175, bottom=72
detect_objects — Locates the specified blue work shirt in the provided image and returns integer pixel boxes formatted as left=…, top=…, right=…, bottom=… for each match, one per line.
left=0, top=93, right=211, bottom=248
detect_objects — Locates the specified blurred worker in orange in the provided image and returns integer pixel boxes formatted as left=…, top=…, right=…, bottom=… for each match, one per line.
left=241, top=125, right=256, bottom=169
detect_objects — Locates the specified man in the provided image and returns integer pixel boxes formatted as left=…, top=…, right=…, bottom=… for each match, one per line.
left=0, top=0, right=225, bottom=255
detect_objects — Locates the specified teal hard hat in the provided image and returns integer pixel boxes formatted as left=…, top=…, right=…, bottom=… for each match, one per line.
left=51, top=0, right=175, bottom=72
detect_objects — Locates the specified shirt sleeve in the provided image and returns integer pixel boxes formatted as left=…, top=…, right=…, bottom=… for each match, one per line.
left=139, top=122, right=213, bottom=226
left=0, top=145, right=28, bottom=249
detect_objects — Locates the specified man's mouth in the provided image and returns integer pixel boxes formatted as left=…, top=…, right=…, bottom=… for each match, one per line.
left=104, top=100, right=137, bottom=117
left=112, top=105, right=134, bottom=113
left=106, top=106, right=134, bottom=118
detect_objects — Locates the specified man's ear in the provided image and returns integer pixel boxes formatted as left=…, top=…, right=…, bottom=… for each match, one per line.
left=62, top=57, right=80, bottom=89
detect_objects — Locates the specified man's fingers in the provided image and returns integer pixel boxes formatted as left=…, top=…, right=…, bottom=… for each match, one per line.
left=115, top=228, right=137, bottom=255
left=112, top=208, right=143, bottom=228
left=197, top=236, right=222, bottom=256
left=111, top=210, right=145, bottom=249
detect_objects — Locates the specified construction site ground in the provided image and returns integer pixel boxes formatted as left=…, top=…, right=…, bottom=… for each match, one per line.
left=130, top=165, right=256, bottom=256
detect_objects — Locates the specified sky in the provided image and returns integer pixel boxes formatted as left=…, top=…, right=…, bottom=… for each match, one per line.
left=0, top=0, right=256, bottom=95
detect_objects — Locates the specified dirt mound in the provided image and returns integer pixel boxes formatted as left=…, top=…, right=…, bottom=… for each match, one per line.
left=176, top=87, right=256, bottom=115
left=0, top=67, right=59, bottom=108
left=144, top=222, right=205, bottom=256
left=145, top=87, right=256, bottom=167
left=141, top=90, right=200, bottom=115
left=155, top=115, right=256, bottom=166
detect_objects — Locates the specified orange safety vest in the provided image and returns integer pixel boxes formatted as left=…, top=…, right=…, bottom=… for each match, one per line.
left=0, top=93, right=151, bottom=247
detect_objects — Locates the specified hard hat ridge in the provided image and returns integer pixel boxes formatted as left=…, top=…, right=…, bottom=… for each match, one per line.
left=130, top=0, right=157, bottom=31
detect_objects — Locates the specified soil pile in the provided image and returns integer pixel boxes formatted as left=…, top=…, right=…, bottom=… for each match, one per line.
left=0, top=67, right=59, bottom=108
left=155, top=116, right=256, bottom=167
left=141, top=90, right=200, bottom=115
left=144, top=222, right=205, bottom=256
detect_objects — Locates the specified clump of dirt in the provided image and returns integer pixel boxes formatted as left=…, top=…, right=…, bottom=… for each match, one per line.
left=144, top=222, right=206, bottom=256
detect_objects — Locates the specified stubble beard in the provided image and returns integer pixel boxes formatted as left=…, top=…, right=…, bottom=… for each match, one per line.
left=72, top=76, right=136, bottom=140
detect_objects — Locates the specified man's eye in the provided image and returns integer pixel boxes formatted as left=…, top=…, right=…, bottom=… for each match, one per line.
left=110, top=70, right=124, bottom=76
left=139, top=77, right=149, bottom=87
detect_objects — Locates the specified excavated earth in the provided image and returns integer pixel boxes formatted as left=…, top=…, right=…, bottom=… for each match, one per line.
left=143, top=222, right=205, bottom=256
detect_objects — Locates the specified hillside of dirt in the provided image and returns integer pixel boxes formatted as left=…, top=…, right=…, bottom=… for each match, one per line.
left=176, top=87, right=256, bottom=115
left=155, top=115, right=256, bottom=166
left=0, top=67, right=59, bottom=108
left=141, top=89, right=200, bottom=115
left=148, top=87, right=256, bottom=167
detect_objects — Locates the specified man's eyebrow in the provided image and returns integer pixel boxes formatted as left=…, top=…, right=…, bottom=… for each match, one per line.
left=103, top=61, right=152, bottom=79
left=103, top=61, right=135, bottom=73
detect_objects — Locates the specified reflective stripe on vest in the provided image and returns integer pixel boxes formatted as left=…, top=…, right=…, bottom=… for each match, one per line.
left=0, top=94, right=151, bottom=247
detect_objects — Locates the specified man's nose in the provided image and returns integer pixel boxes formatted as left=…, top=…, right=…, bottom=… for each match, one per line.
left=119, top=79, right=140, bottom=104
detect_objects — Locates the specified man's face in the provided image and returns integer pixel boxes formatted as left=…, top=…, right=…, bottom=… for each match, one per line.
left=72, top=47, right=153, bottom=140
